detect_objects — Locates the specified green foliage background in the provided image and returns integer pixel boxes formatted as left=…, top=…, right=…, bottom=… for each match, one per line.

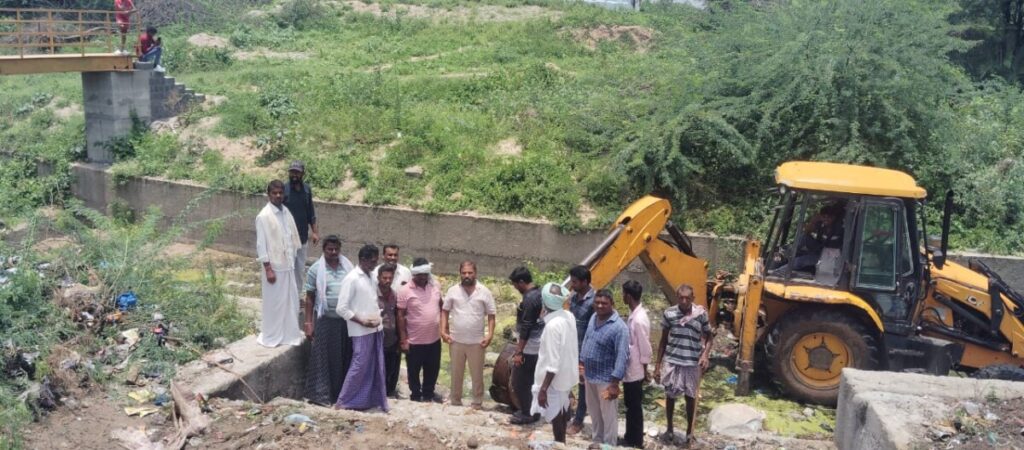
left=3, top=0, right=1024, bottom=252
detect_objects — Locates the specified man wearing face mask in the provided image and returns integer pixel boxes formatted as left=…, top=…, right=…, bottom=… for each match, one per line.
left=284, top=161, right=320, bottom=293
left=440, top=261, right=496, bottom=408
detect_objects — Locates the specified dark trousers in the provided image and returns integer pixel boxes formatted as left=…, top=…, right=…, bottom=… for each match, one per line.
left=406, top=339, right=441, bottom=401
left=512, top=353, right=538, bottom=416
left=384, top=345, right=401, bottom=396
left=573, top=382, right=587, bottom=425
left=623, top=380, right=645, bottom=448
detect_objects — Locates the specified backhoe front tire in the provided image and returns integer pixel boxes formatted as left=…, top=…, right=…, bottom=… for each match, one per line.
left=972, top=364, right=1024, bottom=381
left=765, top=308, right=881, bottom=405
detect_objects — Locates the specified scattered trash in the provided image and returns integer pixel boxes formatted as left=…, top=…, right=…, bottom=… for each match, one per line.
left=128, top=389, right=155, bottom=404
left=125, top=364, right=141, bottom=385
left=803, top=407, right=815, bottom=417
left=104, top=311, right=123, bottom=324
left=59, top=351, right=82, bottom=370
left=152, top=312, right=164, bottom=322
left=116, top=291, right=138, bottom=311
left=985, top=412, right=1000, bottom=421
left=152, top=323, right=169, bottom=347
left=987, top=431, right=998, bottom=445
left=527, top=441, right=557, bottom=450
left=124, top=405, right=161, bottom=417
left=725, top=374, right=738, bottom=385
left=929, top=425, right=955, bottom=441
left=724, top=445, right=738, bottom=450
left=298, top=422, right=310, bottom=434
left=961, top=401, right=981, bottom=417
left=247, top=407, right=262, bottom=416
left=154, top=393, right=171, bottom=406
left=820, top=422, right=833, bottom=432
left=284, top=413, right=316, bottom=426
left=121, top=329, right=141, bottom=347
left=354, top=421, right=365, bottom=433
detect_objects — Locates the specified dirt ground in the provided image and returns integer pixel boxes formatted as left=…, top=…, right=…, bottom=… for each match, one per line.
left=16, top=242, right=836, bottom=449
left=23, top=389, right=834, bottom=450
left=931, top=397, right=1024, bottom=449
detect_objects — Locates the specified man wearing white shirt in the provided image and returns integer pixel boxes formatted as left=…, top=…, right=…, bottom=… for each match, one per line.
left=530, top=282, right=578, bottom=444
left=334, top=244, right=389, bottom=411
left=440, top=261, right=496, bottom=408
left=254, top=180, right=303, bottom=348
left=373, top=244, right=413, bottom=291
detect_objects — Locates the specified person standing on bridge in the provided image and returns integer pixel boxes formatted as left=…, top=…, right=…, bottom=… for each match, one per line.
left=440, top=261, right=496, bottom=408
left=302, top=235, right=354, bottom=406
left=113, top=0, right=137, bottom=55
left=529, top=282, right=577, bottom=444
left=255, top=180, right=303, bottom=348
left=566, top=265, right=596, bottom=436
left=653, top=284, right=712, bottom=446
left=135, top=26, right=165, bottom=73
left=284, top=161, right=319, bottom=295
left=398, top=257, right=443, bottom=402
left=335, top=244, right=389, bottom=411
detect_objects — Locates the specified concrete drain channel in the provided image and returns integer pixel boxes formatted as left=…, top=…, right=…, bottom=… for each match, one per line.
left=173, top=335, right=309, bottom=403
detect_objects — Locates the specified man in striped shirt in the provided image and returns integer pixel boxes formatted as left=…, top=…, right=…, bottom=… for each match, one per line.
left=654, top=284, right=712, bottom=446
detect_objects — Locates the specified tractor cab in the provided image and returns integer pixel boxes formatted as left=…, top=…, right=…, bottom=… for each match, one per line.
left=762, top=162, right=929, bottom=335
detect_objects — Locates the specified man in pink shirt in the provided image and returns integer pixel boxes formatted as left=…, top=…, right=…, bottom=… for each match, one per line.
left=622, top=280, right=652, bottom=448
left=397, top=257, right=443, bottom=402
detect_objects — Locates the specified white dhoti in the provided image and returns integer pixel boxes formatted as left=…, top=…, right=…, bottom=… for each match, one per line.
left=530, top=385, right=572, bottom=423
left=257, top=268, right=303, bottom=347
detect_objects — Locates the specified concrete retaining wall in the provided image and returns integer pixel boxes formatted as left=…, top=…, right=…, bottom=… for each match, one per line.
left=68, top=163, right=1024, bottom=292
left=836, top=369, right=1024, bottom=450
left=68, top=163, right=741, bottom=282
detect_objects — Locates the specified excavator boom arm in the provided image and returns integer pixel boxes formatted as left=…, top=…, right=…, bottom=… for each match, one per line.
left=576, top=196, right=709, bottom=307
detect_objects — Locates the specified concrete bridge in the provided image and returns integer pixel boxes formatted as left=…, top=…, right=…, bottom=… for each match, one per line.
left=1, top=7, right=202, bottom=162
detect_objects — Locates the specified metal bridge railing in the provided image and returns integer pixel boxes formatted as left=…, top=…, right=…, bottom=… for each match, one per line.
left=0, top=8, right=139, bottom=57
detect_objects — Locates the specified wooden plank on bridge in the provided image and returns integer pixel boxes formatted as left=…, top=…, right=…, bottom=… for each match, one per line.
left=0, top=53, right=132, bottom=75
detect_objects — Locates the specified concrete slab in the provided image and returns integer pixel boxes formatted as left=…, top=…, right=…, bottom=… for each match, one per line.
left=835, top=369, right=1024, bottom=450
left=173, top=335, right=309, bottom=403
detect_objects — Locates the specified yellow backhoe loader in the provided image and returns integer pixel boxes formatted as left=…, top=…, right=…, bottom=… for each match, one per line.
left=572, top=161, right=1024, bottom=405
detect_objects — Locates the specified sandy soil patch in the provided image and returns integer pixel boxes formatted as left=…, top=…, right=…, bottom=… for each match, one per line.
left=234, top=49, right=311, bottom=60
left=493, top=137, right=522, bottom=157
left=187, top=33, right=230, bottom=49
left=569, top=25, right=655, bottom=52
left=343, top=0, right=561, bottom=22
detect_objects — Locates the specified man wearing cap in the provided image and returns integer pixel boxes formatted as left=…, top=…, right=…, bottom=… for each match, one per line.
left=285, top=161, right=320, bottom=293
left=397, top=257, right=444, bottom=402
left=530, top=283, right=578, bottom=444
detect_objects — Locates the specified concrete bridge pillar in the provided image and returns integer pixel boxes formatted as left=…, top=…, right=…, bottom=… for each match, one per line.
left=82, top=70, right=152, bottom=163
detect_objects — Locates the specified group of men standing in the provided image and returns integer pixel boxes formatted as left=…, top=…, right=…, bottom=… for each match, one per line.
left=254, top=161, right=715, bottom=446
left=507, top=265, right=711, bottom=447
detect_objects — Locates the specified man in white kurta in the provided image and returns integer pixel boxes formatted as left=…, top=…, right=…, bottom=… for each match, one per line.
left=531, top=282, right=578, bottom=444
left=255, top=180, right=304, bottom=348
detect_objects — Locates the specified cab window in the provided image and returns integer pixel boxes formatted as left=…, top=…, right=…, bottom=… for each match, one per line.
left=855, top=203, right=898, bottom=290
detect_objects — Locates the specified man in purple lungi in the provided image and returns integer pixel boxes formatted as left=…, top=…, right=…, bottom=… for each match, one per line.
left=334, top=244, right=389, bottom=412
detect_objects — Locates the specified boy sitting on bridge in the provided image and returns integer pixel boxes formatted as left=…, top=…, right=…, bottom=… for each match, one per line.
left=135, top=26, right=164, bottom=72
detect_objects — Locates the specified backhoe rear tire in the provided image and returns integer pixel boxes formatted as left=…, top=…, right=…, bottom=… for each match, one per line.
left=972, top=364, right=1024, bottom=381
left=764, top=308, right=881, bottom=405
